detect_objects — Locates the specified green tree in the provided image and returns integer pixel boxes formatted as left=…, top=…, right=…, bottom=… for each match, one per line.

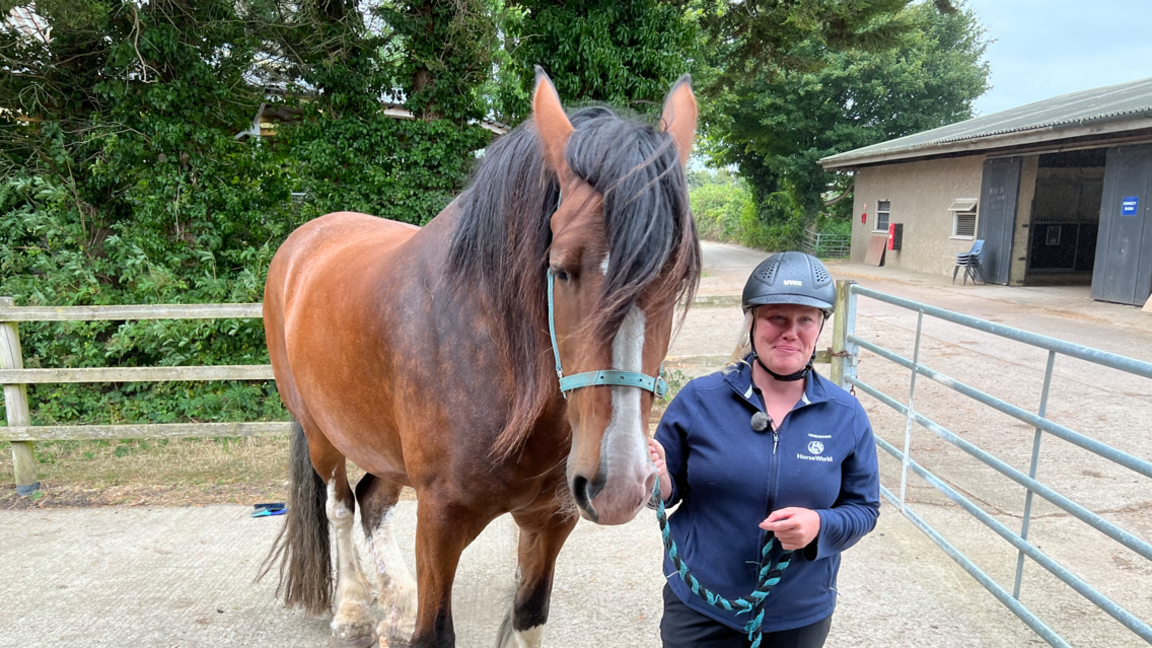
left=704, top=1, right=989, bottom=242
left=376, top=0, right=498, bottom=121
left=0, top=0, right=490, bottom=427
left=690, top=0, right=915, bottom=94
left=495, top=0, right=699, bottom=122
left=243, top=0, right=393, bottom=117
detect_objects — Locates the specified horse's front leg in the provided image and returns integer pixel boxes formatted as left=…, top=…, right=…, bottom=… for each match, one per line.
left=410, top=496, right=489, bottom=648
left=496, top=501, right=579, bottom=648
left=326, top=470, right=377, bottom=648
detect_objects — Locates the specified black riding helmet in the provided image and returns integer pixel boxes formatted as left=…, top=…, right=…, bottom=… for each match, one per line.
left=742, top=251, right=836, bottom=381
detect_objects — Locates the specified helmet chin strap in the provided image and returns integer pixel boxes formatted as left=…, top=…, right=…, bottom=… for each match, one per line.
left=749, top=317, right=825, bottom=382
left=753, top=350, right=811, bottom=381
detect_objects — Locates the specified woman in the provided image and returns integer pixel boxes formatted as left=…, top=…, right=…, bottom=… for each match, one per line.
left=648, top=251, right=880, bottom=648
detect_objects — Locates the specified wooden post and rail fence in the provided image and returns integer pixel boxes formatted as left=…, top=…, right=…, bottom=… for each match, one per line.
left=1, top=282, right=857, bottom=494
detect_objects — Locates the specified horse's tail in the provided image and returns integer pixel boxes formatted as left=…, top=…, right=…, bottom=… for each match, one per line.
left=256, top=420, right=332, bottom=615
left=493, top=576, right=523, bottom=648
left=495, top=609, right=516, bottom=648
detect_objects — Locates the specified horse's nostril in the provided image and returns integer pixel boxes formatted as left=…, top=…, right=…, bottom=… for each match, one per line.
left=572, top=475, right=590, bottom=508
left=571, top=475, right=601, bottom=522
left=585, top=477, right=604, bottom=501
left=572, top=475, right=604, bottom=502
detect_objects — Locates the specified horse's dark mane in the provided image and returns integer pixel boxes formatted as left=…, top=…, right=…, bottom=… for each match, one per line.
left=447, top=106, right=701, bottom=457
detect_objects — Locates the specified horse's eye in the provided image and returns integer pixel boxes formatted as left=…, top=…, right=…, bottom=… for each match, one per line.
left=550, top=266, right=571, bottom=282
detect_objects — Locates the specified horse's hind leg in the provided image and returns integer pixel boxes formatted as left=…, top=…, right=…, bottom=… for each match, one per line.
left=315, top=449, right=377, bottom=648
left=357, top=473, right=418, bottom=645
left=496, top=504, right=578, bottom=648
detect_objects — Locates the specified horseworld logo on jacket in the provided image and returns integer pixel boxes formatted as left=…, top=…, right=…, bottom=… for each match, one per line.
left=798, top=437, right=833, bottom=462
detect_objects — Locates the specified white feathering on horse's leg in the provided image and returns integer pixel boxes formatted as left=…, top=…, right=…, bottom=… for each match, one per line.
left=369, top=508, right=418, bottom=645
left=326, top=480, right=376, bottom=647
left=513, top=624, right=545, bottom=648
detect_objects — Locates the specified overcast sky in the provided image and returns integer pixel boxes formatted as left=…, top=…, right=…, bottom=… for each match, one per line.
left=964, top=0, right=1152, bottom=116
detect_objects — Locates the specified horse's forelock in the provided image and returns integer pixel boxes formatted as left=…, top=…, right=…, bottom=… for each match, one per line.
left=566, top=112, right=701, bottom=342
left=447, top=106, right=700, bottom=458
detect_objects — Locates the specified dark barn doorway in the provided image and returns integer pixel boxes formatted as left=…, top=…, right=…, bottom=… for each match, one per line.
left=1026, top=149, right=1105, bottom=286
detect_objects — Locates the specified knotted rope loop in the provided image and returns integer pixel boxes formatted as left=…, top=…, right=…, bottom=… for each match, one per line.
left=652, top=479, right=793, bottom=648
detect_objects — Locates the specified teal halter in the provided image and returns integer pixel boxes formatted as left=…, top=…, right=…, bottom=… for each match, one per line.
left=547, top=269, right=668, bottom=399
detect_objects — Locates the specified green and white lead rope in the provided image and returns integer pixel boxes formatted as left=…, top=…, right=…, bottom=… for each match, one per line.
left=653, top=479, right=794, bottom=648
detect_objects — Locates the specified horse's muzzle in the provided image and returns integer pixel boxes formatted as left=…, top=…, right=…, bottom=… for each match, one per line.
left=569, top=462, right=655, bottom=525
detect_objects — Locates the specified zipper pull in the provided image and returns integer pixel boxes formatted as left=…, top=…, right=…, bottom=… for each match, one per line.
left=772, top=430, right=779, bottom=455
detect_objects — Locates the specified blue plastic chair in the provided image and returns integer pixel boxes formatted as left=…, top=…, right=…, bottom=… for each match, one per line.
left=952, top=239, right=985, bottom=285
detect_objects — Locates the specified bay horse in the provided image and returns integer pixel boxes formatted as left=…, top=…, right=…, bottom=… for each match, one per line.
left=259, top=69, right=700, bottom=648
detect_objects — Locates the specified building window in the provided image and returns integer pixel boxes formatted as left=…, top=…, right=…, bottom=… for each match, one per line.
left=949, top=199, right=978, bottom=239
left=875, top=201, right=890, bottom=232
left=954, top=212, right=977, bottom=237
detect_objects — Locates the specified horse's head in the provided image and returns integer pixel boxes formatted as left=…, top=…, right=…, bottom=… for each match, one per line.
left=533, top=70, right=700, bottom=525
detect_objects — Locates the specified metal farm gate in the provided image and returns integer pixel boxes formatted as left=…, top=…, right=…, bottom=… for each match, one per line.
left=830, top=281, right=1152, bottom=647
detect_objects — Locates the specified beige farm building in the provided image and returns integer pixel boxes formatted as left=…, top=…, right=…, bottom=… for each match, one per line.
left=821, top=77, right=1152, bottom=306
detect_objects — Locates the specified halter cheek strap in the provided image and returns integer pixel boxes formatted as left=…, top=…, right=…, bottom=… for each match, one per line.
left=547, top=270, right=668, bottom=399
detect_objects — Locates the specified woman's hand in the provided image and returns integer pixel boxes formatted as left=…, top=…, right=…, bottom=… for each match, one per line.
left=760, top=508, right=820, bottom=551
left=647, top=438, right=672, bottom=502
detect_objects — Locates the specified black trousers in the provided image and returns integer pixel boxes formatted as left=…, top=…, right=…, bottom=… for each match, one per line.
left=660, top=585, right=832, bottom=648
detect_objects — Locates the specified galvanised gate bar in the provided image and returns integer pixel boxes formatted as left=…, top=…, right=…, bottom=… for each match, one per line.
left=831, top=280, right=1152, bottom=648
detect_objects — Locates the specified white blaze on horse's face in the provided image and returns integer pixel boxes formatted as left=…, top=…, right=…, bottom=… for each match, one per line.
left=553, top=291, right=666, bottom=525
left=533, top=68, right=696, bottom=526
left=594, top=304, right=658, bottom=521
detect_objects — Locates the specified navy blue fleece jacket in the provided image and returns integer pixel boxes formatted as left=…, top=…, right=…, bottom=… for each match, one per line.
left=655, top=360, right=880, bottom=633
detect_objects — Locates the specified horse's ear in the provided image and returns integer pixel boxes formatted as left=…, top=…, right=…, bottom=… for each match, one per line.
left=660, top=75, right=697, bottom=168
left=533, top=66, right=574, bottom=184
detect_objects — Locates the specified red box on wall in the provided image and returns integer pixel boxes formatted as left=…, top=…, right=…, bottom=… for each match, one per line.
left=888, top=223, right=903, bottom=251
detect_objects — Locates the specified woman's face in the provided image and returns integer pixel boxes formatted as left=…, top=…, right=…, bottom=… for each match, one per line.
left=752, top=304, right=824, bottom=376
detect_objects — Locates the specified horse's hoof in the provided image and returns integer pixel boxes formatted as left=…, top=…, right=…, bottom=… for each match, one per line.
left=330, top=631, right=377, bottom=648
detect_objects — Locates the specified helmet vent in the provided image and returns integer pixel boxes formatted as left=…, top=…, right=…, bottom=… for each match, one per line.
left=755, top=257, right=780, bottom=285
left=813, top=264, right=831, bottom=285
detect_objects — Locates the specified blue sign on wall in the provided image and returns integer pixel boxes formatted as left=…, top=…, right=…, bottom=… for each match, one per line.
left=1121, top=196, right=1139, bottom=216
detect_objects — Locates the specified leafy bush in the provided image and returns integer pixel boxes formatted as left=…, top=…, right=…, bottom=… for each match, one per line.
left=750, top=190, right=806, bottom=251
left=689, top=174, right=805, bottom=252
left=284, top=113, right=491, bottom=225
left=0, top=114, right=488, bottom=428
left=0, top=136, right=289, bottom=425
left=690, top=181, right=749, bottom=242
left=816, top=212, right=852, bottom=238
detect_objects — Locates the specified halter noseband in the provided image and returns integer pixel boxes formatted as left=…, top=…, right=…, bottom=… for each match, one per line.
left=547, top=269, right=668, bottom=399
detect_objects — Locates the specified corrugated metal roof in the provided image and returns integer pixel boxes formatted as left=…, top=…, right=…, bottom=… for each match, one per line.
left=821, top=77, right=1152, bottom=168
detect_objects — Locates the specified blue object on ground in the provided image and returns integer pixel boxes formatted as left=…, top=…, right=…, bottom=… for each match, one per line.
left=252, top=502, right=287, bottom=517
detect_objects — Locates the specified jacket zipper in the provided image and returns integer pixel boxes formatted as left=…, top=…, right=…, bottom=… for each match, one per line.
left=768, top=415, right=780, bottom=521
left=759, top=413, right=780, bottom=584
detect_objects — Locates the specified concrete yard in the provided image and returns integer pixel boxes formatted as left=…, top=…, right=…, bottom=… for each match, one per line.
left=2, top=241, right=1150, bottom=648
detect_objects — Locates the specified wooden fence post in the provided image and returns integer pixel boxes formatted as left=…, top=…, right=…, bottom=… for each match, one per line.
left=0, top=296, right=38, bottom=495
left=831, top=280, right=858, bottom=390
